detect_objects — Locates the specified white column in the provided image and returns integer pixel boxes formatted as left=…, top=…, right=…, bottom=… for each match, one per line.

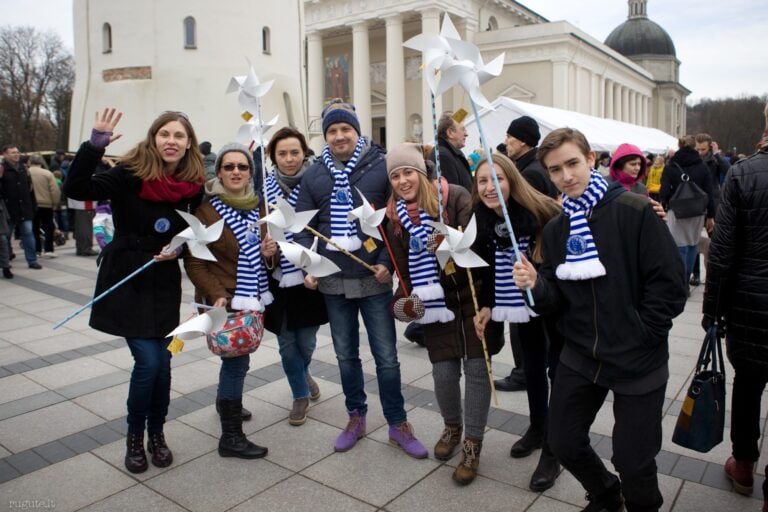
left=351, top=21, right=372, bottom=137
left=307, top=31, right=324, bottom=134
left=590, top=72, right=600, bottom=116
left=605, top=79, right=614, bottom=119
left=598, top=76, right=606, bottom=117
left=552, top=61, right=569, bottom=109
left=419, top=8, right=441, bottom=144
left=643, top=96, right=649, bottom=126
left=384, top=14, right=406, bottom=148
left=629, top=90, right=636, bottom=124
left=636, top=94, right=643, bottom=126
left=621, top=87, right=629, bottom=122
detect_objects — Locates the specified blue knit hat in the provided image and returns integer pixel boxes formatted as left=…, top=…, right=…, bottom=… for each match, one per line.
left=321, top=98, right=361, bottom=137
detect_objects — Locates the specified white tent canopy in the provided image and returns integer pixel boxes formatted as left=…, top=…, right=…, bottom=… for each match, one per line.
left=464, top=97, right=679, bottom=156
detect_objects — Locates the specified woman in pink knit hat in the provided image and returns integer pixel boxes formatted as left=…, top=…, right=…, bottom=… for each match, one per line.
left=609, top=143, right=649, bottom=196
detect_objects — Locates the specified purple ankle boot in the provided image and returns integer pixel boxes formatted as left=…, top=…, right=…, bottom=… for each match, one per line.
left=389, top=421, right=428, bottom=459
left=334, top=410, right=366, bottom=452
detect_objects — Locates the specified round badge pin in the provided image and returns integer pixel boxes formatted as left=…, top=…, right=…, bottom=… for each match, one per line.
left=335, top=189, right=350, bottom=204
left=245, top=231, right=259, bottom=245
left=566, top=235, right=588, bottom=255
left=494, top=220, right=510, bottom=239
left=154, top=217, right=171, bottom=234
left=409, top=236, right=424, bottom=252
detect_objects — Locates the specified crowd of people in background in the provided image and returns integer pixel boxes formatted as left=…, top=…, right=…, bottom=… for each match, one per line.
left=2, top=97, right=767, bottom=512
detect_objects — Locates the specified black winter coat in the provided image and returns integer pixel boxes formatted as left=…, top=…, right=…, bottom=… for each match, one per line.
left=429, top=137, right=473, bottom=191
left=386, top=185, right=503, bottom=363
left=660, top=146, right=715, bottom=218
left=515, top=148, right=559, bottom=199
left=294, top=143, right=392, bottom=278
left=532, top=183, right=687, bottom=393
left=64, top=142, right=202, bottom=338
left=703, top=151, right=768, bottom=369
left=0, top=162, right=36, bottom=222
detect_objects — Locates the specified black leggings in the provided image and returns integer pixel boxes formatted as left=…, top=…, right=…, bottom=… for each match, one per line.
left=518, top=316, right=564, bottom=422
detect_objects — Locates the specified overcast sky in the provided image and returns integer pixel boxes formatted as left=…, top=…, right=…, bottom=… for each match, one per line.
left=3, top=0, right=766, bottom=103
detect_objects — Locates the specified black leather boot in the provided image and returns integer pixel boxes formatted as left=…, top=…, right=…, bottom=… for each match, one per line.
left=147, top=431, right=174, bottom=468
left=529, top=442, right=561, bottom=492
left=216, top=398, right=252, bottom=422
left=218, top=399, right=268, bottom=459
left=510, top=420, right=545, bottom=458
left=124, top=432, right=148, bottom=473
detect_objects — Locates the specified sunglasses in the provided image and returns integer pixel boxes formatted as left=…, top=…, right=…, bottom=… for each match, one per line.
left=220, top=163, right=251, bottom=172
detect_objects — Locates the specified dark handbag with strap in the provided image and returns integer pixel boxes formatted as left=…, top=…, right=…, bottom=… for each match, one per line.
left=672, top=325, right=726, bottom=452
left=668, top=163, right=708, bottom=218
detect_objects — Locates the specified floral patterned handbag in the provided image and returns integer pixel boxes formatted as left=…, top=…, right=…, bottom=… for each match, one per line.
left=206, top=310, right=264, bottom=358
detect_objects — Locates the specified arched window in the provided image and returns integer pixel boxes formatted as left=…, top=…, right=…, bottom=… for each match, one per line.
left=184, top=17, right=196, bottom=49
left=486, top=16, right=498, bottom=31
left=262, top=27, right=271, bottom=55
left=102, top=23, right=112, bottom=53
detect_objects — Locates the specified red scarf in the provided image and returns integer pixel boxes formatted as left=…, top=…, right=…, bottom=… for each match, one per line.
left=139, top=176, right=201, bottom=203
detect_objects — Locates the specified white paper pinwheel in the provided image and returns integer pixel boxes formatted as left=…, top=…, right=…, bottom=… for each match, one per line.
left=226, top=63, right=275, bottom=114
left=425, top=214, right=488, bottom=269
left=167, top=307, right=228, bottom=340
left=236, top=114, right=279, bottom=146
left=169, top=210, right=225, bottom=261
left=402, top=14, right=461, bottom=94
left=256, top=198, right=318, bottom=242
left=346, top=188, right=385, bottom=241
left=277, top=239, right=340, bottom=277
left=435, top=41, right=505, bottom=111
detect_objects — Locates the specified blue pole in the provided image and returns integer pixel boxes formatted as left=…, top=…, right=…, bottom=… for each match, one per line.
left=431, top=92, right=444, bottom=220
left=53, top=259, right=157, bottom=330
left=469, top=99, right=534, bottom=305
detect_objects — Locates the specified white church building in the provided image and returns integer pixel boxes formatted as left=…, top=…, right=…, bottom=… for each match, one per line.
left=69, top=0, right=688, bottom=154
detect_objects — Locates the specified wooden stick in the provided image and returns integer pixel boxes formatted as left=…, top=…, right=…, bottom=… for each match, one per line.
left=465, top=264, right=498, bottom=405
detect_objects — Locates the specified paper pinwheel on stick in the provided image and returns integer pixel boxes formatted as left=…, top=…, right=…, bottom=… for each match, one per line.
left=425, top=214, right=488, bottom=269
left=53, top=212, right=224, bottom=330
left=257, top=198, right=319, bottom=242
left=227, top=62, right=275, bottom=206
left=346, top=188, right=386, bottom=241
left=277, top=239, right=340, bottom=278
left=167, top=307, right=229, bottom=340
left=236, top=113, right=279, bottom=147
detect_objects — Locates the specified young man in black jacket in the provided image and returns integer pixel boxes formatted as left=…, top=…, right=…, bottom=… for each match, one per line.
left=513, top=128, right=687, bottom=512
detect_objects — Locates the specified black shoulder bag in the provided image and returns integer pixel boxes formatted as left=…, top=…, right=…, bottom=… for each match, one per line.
left=668, top=163, right=708, bottom=218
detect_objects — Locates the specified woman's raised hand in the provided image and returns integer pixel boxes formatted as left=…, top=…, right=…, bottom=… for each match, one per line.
left=90, top=108, right=123, bottom=148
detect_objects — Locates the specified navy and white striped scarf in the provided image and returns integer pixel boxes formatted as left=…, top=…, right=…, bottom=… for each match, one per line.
left=493, top=236, right=538, bottom=323
left=395, top=200, right=454, bottom=324
left=210, top=197, right=273, bottom=312
left=321, top=136, right=366, bottom=251
left=264, top=173, right=304, bottom=288
left=557, top=170, right=608, bottom=280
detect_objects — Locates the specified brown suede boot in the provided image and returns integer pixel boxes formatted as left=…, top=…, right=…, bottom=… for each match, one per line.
left=725, top=456, right=754, bottom=495
left=434, top=423, right=463, bottom=460
left=452, top=437, right=482, bottom=485
left=308, top=376, right=321, bottom=401
left=289, top=398, right=310, bottom=426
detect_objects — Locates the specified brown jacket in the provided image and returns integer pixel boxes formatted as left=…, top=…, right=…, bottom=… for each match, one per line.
left=386, top=184, right=503, bottom=363
left=183, top=200, right=242, bottom=304
left=29, top=165, right=60, bottom=208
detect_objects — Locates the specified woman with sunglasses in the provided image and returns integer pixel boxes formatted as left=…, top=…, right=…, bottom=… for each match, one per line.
left=261, top=127, right=328, bottom=426
left=184, top=143, right=273, bottom=459
left=384, top=143, right=503, bottom=485
left=64, top=108, right=205, bottom=474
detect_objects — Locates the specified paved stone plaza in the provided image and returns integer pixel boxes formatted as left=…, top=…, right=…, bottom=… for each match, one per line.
left=0, top=239, right=765, bottom=511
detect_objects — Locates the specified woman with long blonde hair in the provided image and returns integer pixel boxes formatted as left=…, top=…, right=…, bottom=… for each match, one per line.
left=471, top=153, right=564, bottom=492
left=384, top=143, right=503, bottom=485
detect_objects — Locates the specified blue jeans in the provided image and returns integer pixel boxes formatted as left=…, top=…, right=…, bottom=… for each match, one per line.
left=278, top=324, right=319, bottom=399
left=678, top=245, right=698, bottom=278
left=324, top=291, right=405, bottom=425
left=125, top=337, right=172, bottom=434
left=218, top=354, right=250, bottom=400
left=8, top=219, right=37, bottom=265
